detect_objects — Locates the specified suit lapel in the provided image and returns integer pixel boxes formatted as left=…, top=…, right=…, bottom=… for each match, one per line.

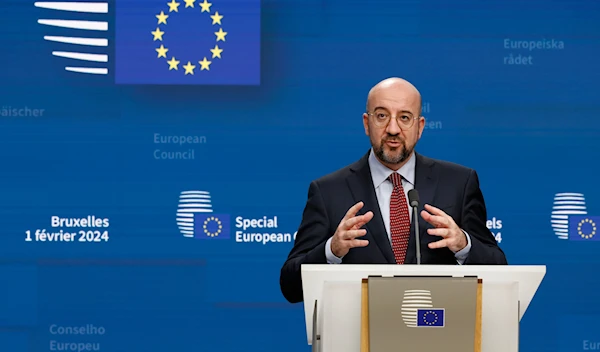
left=346, top=151, right=396, bottom=264
left=404, top=152, right=437, bottom=264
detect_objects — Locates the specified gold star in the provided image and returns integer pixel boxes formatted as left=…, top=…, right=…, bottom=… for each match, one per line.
left=183, top=61, right=196, bottom=75
left=152, top=27, right=165, bottom=41
left=184, top=0, right=195, bottom=7
left=156, top=11, right=169, bottom=24
left=210, top=44, right=223, bottom=58
left=167, top=0, right=180, bottom=12
left=214, top=28, right=227, bottom=41
left=167, top=57, right=180, bottom=70
left=199, top=0, right=212, bottom=12
left=199, top=57, right=211, bottom=70
left=210, top=11, right=223, bottom=25
left=156, top=45, right=168, bottom=58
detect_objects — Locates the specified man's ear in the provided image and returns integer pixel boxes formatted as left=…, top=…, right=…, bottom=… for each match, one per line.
left=363, top=113, right=370, bottom=136
left=417, top=116, right=425, bottom=139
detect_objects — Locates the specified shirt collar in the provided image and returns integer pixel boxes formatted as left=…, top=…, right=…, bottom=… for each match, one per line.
left=368, top=148, right=416, bottom=188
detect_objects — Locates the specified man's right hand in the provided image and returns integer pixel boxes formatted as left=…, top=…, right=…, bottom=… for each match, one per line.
left=330, top=201, right=373, bottom=258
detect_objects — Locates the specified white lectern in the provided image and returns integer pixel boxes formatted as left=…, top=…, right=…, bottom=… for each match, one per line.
left=301, top=264, right=546, bottom=352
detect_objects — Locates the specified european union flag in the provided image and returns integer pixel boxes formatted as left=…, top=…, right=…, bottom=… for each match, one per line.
left=194, top=213, right=230, bottom=239
left=416, top=309, right=445, bottom=327
left=569, top=216, right=600, bottom=241
left=115, top=0, right=260, bottom=85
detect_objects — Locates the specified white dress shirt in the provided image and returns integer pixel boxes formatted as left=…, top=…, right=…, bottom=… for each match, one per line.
left=325, top=149, right=471, bottom=264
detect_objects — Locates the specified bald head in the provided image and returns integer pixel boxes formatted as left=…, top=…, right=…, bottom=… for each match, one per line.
left=362, top=77, right=426, bottom=170
left=366, top=77, right=422, bottom=116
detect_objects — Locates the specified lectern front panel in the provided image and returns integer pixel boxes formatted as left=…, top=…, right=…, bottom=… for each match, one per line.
left=368, top=276, right=479, bottom=352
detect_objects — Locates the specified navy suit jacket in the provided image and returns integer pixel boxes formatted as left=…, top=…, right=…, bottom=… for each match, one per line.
left=279, top=150, right=508, bottom=303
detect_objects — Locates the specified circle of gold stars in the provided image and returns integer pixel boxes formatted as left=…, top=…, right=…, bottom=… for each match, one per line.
left=151, top=0, right=226, bottom=75
left=422, top=311, right=439, bottom=326
left=577, top=218, right=597, bottom=240
left=202, top=216, right=223, bottom=237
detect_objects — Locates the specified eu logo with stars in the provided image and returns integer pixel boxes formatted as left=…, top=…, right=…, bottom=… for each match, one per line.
left=194, top=213, right=231, bottom=239
left=569, top=216, right=600, bottom=241
left=115, top=0, right=260, bottom=85
left=416, top=309, right=445, bottom=327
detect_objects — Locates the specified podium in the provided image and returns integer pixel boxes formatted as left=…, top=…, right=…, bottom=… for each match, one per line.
left=301, top=264, right=546, bottom=352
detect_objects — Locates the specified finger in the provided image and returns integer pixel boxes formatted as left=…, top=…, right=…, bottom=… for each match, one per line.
left=420, top=210, right=447, bottom=228
left=348, top=239, right=369, bottom=248
left=428, top=238, right=449, bottom=249
left=345, top=211, right=373, bottom=229
left=424, top=204, right=447, bottom=216
left=342, top=229, right=367, bottom=240
left=343, top=201, right=364, bottom=221
left=355, top=211, right=374, bottom=227
left=427, top=228, right=450, bottom=237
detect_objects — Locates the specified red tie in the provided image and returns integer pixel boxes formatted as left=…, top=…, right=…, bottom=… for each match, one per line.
left=389, top=173, right=411, bottom=264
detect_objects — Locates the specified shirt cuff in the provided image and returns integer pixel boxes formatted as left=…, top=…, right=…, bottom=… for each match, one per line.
left=325, top=237, right=343, bottom=264
left=455, top=230, right=471, bottom=265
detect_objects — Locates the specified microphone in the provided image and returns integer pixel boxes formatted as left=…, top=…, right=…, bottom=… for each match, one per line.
left=408, top=189, right=421, bottom=265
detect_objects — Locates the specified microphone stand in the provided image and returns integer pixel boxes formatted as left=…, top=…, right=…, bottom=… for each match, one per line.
left=412, top=205, right=421, bottom=265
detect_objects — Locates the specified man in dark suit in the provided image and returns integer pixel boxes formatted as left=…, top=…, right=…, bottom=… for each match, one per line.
left=280, top=77, right=507, bottom=304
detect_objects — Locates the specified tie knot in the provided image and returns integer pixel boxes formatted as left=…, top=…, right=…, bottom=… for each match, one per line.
left=389, top=172, right=403, bottom=187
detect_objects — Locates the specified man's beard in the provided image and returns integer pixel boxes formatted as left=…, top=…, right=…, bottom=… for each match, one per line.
left=373, top=136, right=413, bottom=165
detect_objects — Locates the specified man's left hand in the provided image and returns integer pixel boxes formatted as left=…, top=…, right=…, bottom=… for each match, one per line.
left=420, top=204, right=467, bottom=253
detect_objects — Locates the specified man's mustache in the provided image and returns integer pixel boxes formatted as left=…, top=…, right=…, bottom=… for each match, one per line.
left=383, top=136, right=404, bottom=143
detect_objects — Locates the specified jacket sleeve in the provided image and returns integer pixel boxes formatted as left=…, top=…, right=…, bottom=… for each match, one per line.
left=460, top=170, right=508, bottom=265
left=280, top=180, right=332, bottom=303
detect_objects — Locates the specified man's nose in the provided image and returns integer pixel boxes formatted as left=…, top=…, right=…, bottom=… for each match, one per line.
left=386, top=117, right=402, bottom=135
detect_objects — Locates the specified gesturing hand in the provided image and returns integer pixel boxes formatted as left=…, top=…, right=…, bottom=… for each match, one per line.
left=420, top=204, right=467, bottom=253
left=330, top=201, right=373, bottom=258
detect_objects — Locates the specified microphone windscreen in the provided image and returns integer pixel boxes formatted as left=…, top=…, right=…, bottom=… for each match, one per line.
left=408, top=189, right=420, bottom=207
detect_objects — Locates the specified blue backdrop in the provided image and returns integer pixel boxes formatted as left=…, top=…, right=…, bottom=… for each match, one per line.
left=1, top=0, right=599, bottom=351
